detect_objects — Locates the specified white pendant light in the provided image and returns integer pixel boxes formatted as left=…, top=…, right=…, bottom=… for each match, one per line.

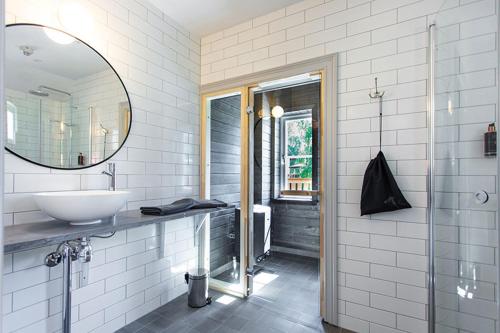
left=271, top=105, right=284, bottom=119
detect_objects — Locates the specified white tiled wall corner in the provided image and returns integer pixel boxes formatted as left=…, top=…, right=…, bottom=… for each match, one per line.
left=200, top=0, right=497, bottom=332
left=3, top=217, right=197, bottom=333
left=4, top=0, right=202, bottom=332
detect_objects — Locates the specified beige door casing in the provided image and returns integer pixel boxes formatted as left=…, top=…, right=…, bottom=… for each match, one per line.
left=200, top=55, right=338, bottom=325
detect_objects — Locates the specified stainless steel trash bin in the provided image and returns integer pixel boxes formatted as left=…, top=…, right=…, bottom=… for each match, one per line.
left=184, top=268, right=211, bottom=308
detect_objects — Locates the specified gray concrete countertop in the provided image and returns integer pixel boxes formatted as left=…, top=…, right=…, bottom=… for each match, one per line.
left=4, top=208, right=230, bottom=254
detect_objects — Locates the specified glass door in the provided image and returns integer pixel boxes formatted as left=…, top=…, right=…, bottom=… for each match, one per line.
left=201, top=88, right=251, bottom=297
left=430, top=1, right=499, bottom=332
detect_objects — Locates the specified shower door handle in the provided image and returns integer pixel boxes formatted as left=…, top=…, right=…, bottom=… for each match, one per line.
left=474, top=190, right=489, bottom=205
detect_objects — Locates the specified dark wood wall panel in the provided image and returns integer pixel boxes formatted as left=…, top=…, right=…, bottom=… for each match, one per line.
left=209, top=95, right=241, bottom=271
left=270, top=201, right=320, bottom=252
left=210, top=95, right=241, bottom=206
left=210, top=208, right=236, bottom=271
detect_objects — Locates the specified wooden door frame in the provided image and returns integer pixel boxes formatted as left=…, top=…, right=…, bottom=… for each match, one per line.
left=200, top=55, right=338, bottom=325
left=200, top=87, right=249, bottom=297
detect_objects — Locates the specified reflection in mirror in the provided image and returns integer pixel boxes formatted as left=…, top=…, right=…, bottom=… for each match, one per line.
left=5, top=24, right=131, bottom=169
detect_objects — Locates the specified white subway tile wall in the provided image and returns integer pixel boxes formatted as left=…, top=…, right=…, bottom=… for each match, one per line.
left=3, top=0, right=499, bottom=332
left=70, top=69, right=129, bottom=167
left=4, top=0, right=201, bottom=225
left=199, top=0, right=498, bottom=332
left=6, top=68, right=127, bottom=169
left=3, top=218, right=198, bottom=332
left=6, top=89, right=73, bottom=167
left=4, top=0, right=201, bottom=332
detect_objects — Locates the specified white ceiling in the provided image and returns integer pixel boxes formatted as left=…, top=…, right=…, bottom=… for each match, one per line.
left=143, top=0, right=304, bottom=37
left=6, top=25, right=108, bottom=80
left=5, top=25, right=111, bottom=99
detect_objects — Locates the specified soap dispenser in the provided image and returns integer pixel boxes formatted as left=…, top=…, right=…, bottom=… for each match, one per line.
left=78, top=152, right=85, bottom=165
left=484, top=123, right=496, bottom=157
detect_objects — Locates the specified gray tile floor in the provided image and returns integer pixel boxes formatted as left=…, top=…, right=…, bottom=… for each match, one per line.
left=117, top=252, right=352, bottom=333
left=213, top=262, right=240, bottom=284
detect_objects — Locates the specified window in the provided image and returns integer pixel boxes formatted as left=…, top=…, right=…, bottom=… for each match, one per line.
left=6, top=101, right=17, bottom=144
left=280, top=111, right=313, bottom=196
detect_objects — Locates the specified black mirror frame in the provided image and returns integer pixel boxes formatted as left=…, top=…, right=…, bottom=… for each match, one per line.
left=4, top=23, right=133, bottom=170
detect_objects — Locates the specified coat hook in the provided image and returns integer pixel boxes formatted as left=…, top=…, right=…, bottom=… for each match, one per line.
left=369, top=77, right=385, bottom=99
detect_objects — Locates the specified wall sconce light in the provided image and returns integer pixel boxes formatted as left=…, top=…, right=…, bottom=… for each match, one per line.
left=258, top=105, right=285, bottom=119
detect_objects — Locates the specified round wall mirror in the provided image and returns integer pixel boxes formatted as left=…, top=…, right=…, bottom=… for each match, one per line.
left=5, top=24, right=132, bottom=169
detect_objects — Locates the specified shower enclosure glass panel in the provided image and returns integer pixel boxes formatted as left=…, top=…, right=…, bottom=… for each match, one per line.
left=431, top=1, right=499, bottom=332
left=5, top=90, right=73, bottom=168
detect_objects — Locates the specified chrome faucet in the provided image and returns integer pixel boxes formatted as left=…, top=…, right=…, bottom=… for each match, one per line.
left=102, top=163, right=116, bottom=191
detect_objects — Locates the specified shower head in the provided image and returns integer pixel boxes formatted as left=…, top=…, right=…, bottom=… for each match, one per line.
left=29, top=89, right=49, bottom=97
left=29, top=85, right=71, bottom=98
left=39, top=85, right=71, bottom=96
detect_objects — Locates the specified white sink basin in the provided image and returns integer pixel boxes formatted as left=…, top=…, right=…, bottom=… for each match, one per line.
left=33, top=190, right=129, bottom=225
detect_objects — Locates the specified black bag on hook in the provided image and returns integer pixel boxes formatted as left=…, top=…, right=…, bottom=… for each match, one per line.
left=361, top=77, right=411, bottom=216
left=360, top=151, right=411, bottom=216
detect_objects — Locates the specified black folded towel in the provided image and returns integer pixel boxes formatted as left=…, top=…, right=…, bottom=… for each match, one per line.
left=140, top=198, right=227, bottom=216
left=193, top=199, right=227, bottom=209
left=140, top=198, right=197, bottom=216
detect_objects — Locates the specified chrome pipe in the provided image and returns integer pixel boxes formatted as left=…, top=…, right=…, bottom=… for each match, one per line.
left=39, top=100, right=42, bottom=162
left=45, top=238, right=94, bottom=333
left=89, top=106, right=93, bottom=164
left=68, top=95, right=74, bottom=167
left=61, top=243, right=72, bottom=333
left=427, top=23, right=436, bottom=333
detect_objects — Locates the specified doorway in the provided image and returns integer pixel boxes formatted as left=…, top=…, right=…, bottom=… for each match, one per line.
left=200, top=56, right=337, bottom=325
left=248, top=75, right=322, bottom=326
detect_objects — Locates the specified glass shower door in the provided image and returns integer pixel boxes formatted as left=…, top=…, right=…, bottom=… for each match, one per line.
left=431, top=1, right=499, bottom=332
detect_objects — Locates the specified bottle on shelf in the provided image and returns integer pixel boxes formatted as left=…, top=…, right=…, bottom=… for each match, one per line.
left=484, top=123, right=497, bottom=157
